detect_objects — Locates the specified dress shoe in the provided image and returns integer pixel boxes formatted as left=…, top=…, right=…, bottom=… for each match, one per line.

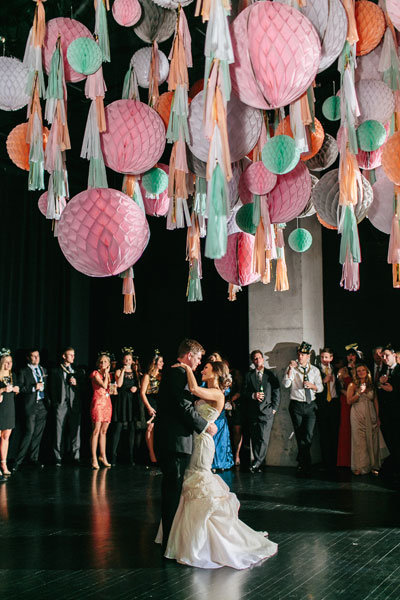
left=98, top=456, right=111, bottom=468
left=55, top=461, right=62, bottom=467
left=91, top=460, right=100, bottom=470
left=249, top=464, right=262, bottom=474
left=0, top=475, right=7, bottom=483
left=0, top=461, right=11, bottom=476
left=11, top=463, right=20, bottom=473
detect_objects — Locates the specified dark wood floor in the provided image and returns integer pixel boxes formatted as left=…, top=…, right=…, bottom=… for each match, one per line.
left=0, top=465, right=399, bottom=599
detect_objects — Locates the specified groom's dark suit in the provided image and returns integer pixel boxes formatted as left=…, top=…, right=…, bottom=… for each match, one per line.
left=154, top=365, right=208, bottom=551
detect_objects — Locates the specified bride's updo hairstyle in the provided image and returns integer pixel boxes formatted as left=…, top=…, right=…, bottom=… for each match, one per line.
left=208, top=361, right=232, bottom=392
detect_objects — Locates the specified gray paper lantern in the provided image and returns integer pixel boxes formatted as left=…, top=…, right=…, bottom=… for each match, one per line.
left=131, top=47, right=169, bottom=88
left=188, top=92, right=262, bottom=164
left=187, top=149, right=207, bottom=178
left=133, top=0, right=176, bottom=43
left=305, top=134, right=338, bottom=172
left=298, top=174, right=317, bottom=218
left=0, top=57, right=30, bottom=111
left=312, top=168, right=373, bottom=227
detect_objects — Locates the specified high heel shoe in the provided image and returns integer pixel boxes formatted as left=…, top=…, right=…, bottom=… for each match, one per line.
left=98, top=456, right=111, bottom=468
left=0, top=461, right=11, bottom=476
left=91, top=460, right=100, bottom=470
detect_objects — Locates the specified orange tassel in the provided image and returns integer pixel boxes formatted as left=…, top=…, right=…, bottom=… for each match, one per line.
left=32, top=0, right=47, bottom=48
left=95, top=96, right=106, bottom=132
left=252, top=220, right=266, bottom=276
left=341, top=0, right=359, bottom=45
left=275, top=257, right=289, bottom=292
left=122, top=175, right=136, bottom=197
left=149, top=41, right=160, bottom=108
left=393, top=264, right=400, bottom=288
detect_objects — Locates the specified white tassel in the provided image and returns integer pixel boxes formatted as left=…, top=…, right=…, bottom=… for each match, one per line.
left=289, top=99, right=308, bottom=154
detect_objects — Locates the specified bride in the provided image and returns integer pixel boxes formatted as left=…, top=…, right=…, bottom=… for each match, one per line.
left=157, top=359, right=278, bottom=569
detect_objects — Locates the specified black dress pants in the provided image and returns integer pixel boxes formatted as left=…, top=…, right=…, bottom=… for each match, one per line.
left=16, top=401, right=48, bottom=465
left=316, top=398, right=340, bottom=468
left=250, top=417, right=274, bottom=468
left=289, top=400, right=317, bottom=470
left=158, top=452, right=191, bottom=552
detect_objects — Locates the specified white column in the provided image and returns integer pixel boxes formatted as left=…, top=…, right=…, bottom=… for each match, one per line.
left=248, top=216, right=324, bottom=466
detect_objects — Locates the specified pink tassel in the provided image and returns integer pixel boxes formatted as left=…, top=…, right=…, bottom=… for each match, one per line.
left=388, top=213, right=400, bottom=264
left=85, top=66, right=107, bottom=100
left=179, top=9, right=193, bottom=68
left=340, top=252, right=360, bottom=291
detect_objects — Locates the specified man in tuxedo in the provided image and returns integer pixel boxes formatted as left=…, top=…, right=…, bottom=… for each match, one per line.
left=378, top=345, right=400, bottom=476
left=316, top=347, right=340, bottom=471
left=13, top=349, right=49, bottom=470
left=242, top=350, right=280, bottom=473
left=49, top=347, right=82, bottom=466
left=154, top=338, right=217, bottom=553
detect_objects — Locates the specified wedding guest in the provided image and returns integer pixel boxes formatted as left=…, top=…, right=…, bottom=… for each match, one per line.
left=347, top=364, right=380, bottom=476
left=90, top=353, right=112, bottom=469
left=226, top=367, right=243, bottom=467
left=336, top=345, right=359, bottom=468
left=244, top=349, right=280, bottom=473
left=132, top=355, right=146, bottom=461
left=111, top=348, right=139, bottom=466
left=209, top=356, right=234, bottom=473
left=395, top=350, right=400, bottom=366
left=13, top=349, right=49, bottom=471
left=316, top=348, right=340, bottom=471
left=140, top=350, right=164, bottom=467
left=50, top=347, right=82, bottom=467
left=283, top=341, right=323, bottom=476
left=370, top=346, right=383, bottom=385
left=378, top=345, right=400, bottom=476
left=0, top=349, right=19, bottom=478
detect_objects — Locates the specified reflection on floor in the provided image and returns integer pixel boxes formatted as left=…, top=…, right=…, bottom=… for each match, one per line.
left=0, top=465, right=399, bottom=599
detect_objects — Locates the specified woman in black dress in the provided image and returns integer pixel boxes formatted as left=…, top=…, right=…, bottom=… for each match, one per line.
left=140, top=350, right=163, bottom=466
left=111, top=348, right=139, bottom=465
left=0, top=348, right=19, bottom=478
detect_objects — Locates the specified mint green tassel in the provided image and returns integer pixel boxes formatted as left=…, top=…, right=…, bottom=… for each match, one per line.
left=122, top=66, right=139, bottom=100
left=95, top=0, right=110, bottom=63
left=187, top=259, right=203, bottom=302
left=88, top=156, right=108, bottom=189
left=166, top=85, right=189, bottom=144
left=28, top=161, right=44, bottom=191
left=46, top=44, right=63, bottom=101
left=252, top=194, right=261, bottom=227
left=205, top=163, right=228, bottom=259
left=28, top=112, right=45, bottom=191
left=194, top=177, right=207, bottom=215
left=339, top=205, right=361, bottom=264
left=132, top=183, right=145, bottom=212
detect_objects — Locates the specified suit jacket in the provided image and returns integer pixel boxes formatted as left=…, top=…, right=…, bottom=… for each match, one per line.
left=49, top=365, right=81, bottom=413
left=18, top=365, right=49, bottom=414
left=242, top=368, right=280, bottom=422
left=154, top=366, right=208, bottom=455
left=316, top=365, right=340, bottom=406
left=378, top=363, right=400, bottom=417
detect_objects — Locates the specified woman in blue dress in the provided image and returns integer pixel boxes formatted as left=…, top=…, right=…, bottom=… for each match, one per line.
left=207, top=354, right=234, bottom=472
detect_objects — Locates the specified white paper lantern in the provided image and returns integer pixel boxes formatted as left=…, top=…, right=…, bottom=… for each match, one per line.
left=370, top=175, right=395, bottom=234
left=0, top=57, right=30, bottom=112
left=131, top=47, right=169, bottom=88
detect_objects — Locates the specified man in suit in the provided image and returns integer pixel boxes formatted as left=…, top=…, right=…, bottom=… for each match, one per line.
left=370, top=346, right=383, bottom=386
left=13, top=348, right=49, bottom=471
left=49, top=347, right=82, bottom=467
left=316, top=347, right=340, bottom=471
left=242, top=349, right=280, bottom=474
left=378, top=345, right=400, bottom=477
left=154, top=338, right=218, bottom=553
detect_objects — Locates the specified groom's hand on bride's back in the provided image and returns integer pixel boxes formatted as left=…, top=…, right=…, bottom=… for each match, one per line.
left=206, top=423, right=218, bottom=436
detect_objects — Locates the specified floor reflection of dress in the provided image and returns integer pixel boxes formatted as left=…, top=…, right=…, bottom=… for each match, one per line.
left=159, top=401, right=278, bottom=569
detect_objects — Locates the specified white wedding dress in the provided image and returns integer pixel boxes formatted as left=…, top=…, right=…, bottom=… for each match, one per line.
left=156, top=400, right=278, bottom=569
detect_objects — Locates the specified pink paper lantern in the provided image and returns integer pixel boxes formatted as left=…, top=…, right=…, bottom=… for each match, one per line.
left=385, top=1, right=400, bottom=32
left=57, top=188, right=150, bottom=277
left=267, top=161, right=312, bottom=223
left=112, top=0, right=142, bottom=27
left=38, top=191, right=66, bottom=217
left=337, top=123, right=390, bottom=170
left=239, top=161, right=277, bottom=196
left=100, top=100, right=166, bottom=175
left=230, top=2, right=321, bottom=109
left=140, top=164, right=170, bottom=217
left=214, top=232, right=259, bottom=286
left=43, top=18, right=93, bottom=83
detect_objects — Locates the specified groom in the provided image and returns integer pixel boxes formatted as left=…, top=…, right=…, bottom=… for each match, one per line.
left=154, top=338, right=218, bottom=552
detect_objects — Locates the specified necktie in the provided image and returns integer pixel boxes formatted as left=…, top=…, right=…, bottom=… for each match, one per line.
left=301, top=367, right=312, bottom=403
left=324, top=366, right=331, bottom=402
left=35, top=367, right=44, bottom=399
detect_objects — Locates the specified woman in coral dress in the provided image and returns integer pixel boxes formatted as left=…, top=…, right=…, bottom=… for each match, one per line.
left=90, top=353, right=113, bottom=469
left=157, top=360, right=278, bottom=570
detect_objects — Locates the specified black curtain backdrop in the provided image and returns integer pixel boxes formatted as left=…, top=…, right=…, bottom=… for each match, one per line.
left=0, top=0, right=399, bottom=375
